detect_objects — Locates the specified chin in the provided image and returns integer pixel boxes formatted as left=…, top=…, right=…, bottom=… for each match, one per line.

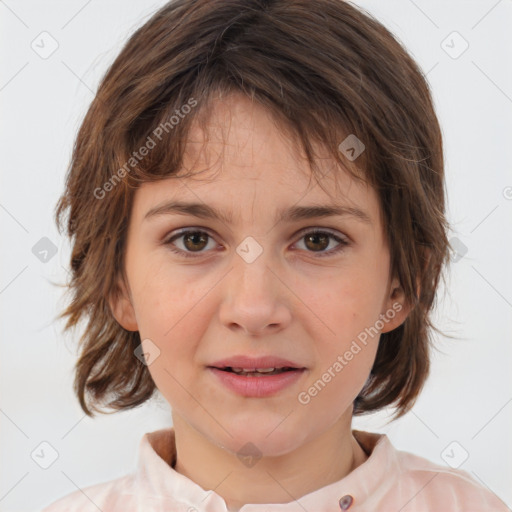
left=212, top=414, right=306, bottom=458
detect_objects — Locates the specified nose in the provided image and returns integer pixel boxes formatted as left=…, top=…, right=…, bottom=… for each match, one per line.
left=218, top=248, right=292, bottom=337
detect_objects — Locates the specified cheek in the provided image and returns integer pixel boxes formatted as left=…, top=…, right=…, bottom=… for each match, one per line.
left=298, top=263, right=387, bottom=340
left=295, top=261, right=385, bottom=396
left=129, top=255, right=213, bottom=368
left=130, top=252, right=193, bottom=328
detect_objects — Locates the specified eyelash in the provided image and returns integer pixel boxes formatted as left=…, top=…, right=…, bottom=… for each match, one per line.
left=163, top=227, right=349, bottom=259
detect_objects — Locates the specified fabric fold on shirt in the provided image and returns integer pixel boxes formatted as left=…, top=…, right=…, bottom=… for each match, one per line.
left=41, top=427, right=511, bottom=512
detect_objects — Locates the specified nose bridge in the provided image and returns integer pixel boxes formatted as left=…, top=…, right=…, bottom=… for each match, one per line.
left=231, top=235, right=278, bottom=301
left=218, top=236, right=290, bottom=335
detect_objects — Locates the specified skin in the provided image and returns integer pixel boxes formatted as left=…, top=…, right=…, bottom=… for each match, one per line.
left=110, top=92, right=411, bottom=511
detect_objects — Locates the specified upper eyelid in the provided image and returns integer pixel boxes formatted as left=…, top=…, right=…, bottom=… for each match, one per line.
left=165, top=226, right=349, bottom=246
left=164, top=228, right=350, bottom=261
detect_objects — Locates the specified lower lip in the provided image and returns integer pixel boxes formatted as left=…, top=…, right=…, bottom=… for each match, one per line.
left=208, top=367, right=306, bottom=397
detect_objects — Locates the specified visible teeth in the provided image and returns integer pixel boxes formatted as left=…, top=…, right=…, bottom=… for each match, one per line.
left=228, top=367, right=291, bottom=376
left=231, top=367, right=276, bottom=373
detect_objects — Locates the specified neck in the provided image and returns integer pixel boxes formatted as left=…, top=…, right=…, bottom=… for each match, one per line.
left=172, top=411, right=368, bottom=511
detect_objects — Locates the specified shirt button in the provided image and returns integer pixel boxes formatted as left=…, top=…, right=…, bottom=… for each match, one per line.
left=339, top=494, right=354, bottom=510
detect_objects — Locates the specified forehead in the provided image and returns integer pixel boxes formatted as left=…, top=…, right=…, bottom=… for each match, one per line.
left=131, top=93, right=381, bottom=230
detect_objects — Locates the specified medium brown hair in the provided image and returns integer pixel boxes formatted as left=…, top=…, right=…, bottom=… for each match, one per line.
left=54, top=0, right=451, bottom=419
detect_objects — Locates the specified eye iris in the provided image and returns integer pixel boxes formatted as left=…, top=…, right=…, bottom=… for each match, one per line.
left=184, top=232, right=208, bottom=251
left=305, top=233, right=329, bottom=251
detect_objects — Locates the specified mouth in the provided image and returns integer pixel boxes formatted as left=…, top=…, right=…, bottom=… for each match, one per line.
left=207, top=365, right=307, bottom=397
left=210, top=366, right=300, bottom=377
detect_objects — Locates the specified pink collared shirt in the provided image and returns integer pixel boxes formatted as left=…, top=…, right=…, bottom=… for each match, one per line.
left=41, top=428, right=509, bottom=511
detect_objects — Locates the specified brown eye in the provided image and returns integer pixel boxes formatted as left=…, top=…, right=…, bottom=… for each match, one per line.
left=165, top=229, right=217, bottom=258
left=294, top=229, right=349, bottom=257
left=303, top=232, right=330, bottom=252
left=182, top=231, right=209, bottom=251
left=164, top=227, right=349, bottom=260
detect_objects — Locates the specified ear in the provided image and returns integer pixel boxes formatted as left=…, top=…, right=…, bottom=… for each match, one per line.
left=108, top=279, right=139, bottom=332
left=379, top=275, right=418, bottom=334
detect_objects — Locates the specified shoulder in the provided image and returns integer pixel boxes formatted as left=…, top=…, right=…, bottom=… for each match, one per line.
left=40, top=473, right=135, bottom=512
left=393, top=448, right=509, bottom=511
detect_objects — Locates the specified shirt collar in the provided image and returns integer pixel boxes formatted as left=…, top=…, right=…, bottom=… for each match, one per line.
left=134, top=427, right=399, bottom=511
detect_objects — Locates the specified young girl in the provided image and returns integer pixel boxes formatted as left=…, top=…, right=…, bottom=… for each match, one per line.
left=42, top=0, right=508, bottom=510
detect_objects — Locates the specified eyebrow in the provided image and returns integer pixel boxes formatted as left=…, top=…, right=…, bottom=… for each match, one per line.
left=143, top=201, right=372, bottom=225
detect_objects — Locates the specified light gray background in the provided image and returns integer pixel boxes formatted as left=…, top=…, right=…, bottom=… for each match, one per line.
left=1, top=0, right=511, bottom=510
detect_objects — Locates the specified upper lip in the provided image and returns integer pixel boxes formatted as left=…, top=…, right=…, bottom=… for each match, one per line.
left=208, top=355, right=305, bottom=370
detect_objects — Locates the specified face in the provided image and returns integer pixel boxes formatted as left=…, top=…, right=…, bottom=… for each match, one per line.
left=111, top=92, right=409, bottom=457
